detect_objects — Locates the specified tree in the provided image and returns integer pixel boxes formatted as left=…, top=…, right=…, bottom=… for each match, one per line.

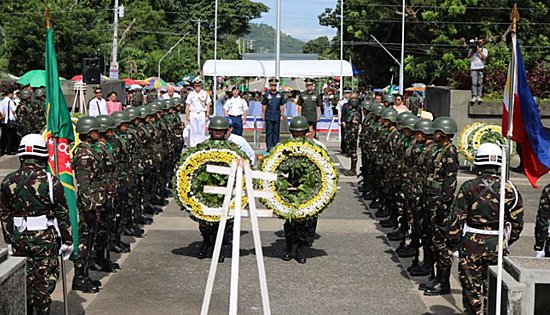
left=303, top=36, right=336, bottom=59
left=317, top=0, right=550, bottom=94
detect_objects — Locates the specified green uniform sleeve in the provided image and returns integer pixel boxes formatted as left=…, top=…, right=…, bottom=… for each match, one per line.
left=506, top=183, right=524, bottom=246
left=52, top=177, right=72, bottom=244
left=441, top=147, right=459, bottom=203
left=446, top=182, right=469, bottom=244
left=0, top=179, right=12, bottom=244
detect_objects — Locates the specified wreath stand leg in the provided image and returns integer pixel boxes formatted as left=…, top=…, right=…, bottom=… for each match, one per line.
left=200, top=159, right=277, bottom=315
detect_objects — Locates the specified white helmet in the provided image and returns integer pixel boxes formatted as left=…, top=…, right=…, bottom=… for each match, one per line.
left=474, top=143, right=502, bottom=166
left=17, top=134, right=48, bottom=158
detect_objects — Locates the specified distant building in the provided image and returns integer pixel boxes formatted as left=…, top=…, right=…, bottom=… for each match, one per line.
left=242, top=53, right=318, bottom=61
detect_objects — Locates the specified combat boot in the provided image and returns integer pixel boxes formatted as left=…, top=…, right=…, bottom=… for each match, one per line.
left=72, top=267, right=100, bottom=293
left=409, top=247, right=434, bottom=277
left=396, top=244, right=417, bottom=258
left=424, top=268, right=451, bottom=296
left=419, top=275, right=438, bottom=291
left=374, top=205, right=388, bottom=217
left=198, top=234, right=210, bottom=259
left=380, top=217, right=397, bottom=228
left=295, top=244, right=307, bottom=264
left=343, top=159, right=357, bottom=177
left=387, top=229, right=405, bottom=241
left=369, top=198, right=381, bottom=209
left=282, top=237, right=293, bottom=261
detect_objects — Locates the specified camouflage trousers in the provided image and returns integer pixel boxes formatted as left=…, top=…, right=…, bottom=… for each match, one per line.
left=427, top=200, right=454, bottom=270
left=199, top=221, right=234, bottom=246
left=459, top=251, right=497, bottom=315
left=12, top=228, right=60, bottom=314
left=345, top=134, right=358, bottom=161
left=284, top=217, right=318, bottom=247
left=74, top=211, right=98, bottom=271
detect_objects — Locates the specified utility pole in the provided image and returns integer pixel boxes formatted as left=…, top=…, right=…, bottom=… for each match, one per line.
left=399, top=0, right=405, bottom=94
left=192, top=19, right=207, bottom=71
left=275, top=0, right=281, bottom=86
left=110, top=0, right=120, bottom=79
left=339, top=0, right=344, bottom=100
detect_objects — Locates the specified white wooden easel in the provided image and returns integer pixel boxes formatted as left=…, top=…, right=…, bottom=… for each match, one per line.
left=325, top=115, right=341, bottom=142
left=71, top=81, right=87, bottom=115
left=200, top=159, right=276, bottom=315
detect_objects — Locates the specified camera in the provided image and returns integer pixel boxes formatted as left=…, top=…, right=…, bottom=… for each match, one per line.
left=469, top=37, right=478, bottom=50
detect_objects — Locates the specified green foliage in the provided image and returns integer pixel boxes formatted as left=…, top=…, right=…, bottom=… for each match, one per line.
left=244, top=23, right=304, bottom=53
left=318, top=0, right=550, bottom=91
left=274, top=155, right=322, bottom=206
left=0, top=0, right=268, bottom=82
left=303, top=36, right=337, bottom=59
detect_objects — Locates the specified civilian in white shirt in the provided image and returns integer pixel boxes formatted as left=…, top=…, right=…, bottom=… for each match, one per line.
left=185, top=78, right=211, bottom=147
left=88, top=88, right=108, bottom=117
left=392, top=94, right=409, bottom=113
left=223, top=86, right=248, bottom=136
left=225, top=118, right=255, bottom=164
left=0, top=88, right=18, bottom=155
left=162, top=85, right=181, bottom=100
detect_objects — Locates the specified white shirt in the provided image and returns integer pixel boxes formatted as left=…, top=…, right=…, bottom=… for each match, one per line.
left=393, top=105, right=409, bottom=114
left=470, top=47, right=488, bottom=70
left=186, top=90, right=211, bottom=113
left=162, top=92, right=181, bottom=100
left=228, top=133, right=255, bottom=164
left=88, top=97, right=108, bottom=117
left=224, top=96, right=248, bottom=116
left=0, top=97, right=16, bottom=123
left=336, top=98, right=348, bottom=111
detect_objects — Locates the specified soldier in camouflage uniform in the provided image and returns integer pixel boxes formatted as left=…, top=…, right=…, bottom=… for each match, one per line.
left=33, top=88, right=47, bottom=132
left=93, top=115, right=120, bottom=273
left=535, top=183, right=550, bottom=257
left=365, top=105, right=387, bottom=210
left=131, top=87, right=144, bottom=107
left=376, top=109, right=399, bottom=220
left=343, top=97, right=361, bottom=176
left=146, top=87, right=157, bottom=103
left=360, top=103, right=382, bottom=200
left=15, top=90, right=35, bottom=137
left=281, top=116, right=320, bottom=264
left=72, top=116, right=103, bottom=293
left=420, top=117, right=459, bottom=296
left=387, top=114, right=417, bottom=245
left=0, top=134, right=72, bottom=314
left=446, top=143, right=524, bottom=315
left=110, top=111, right=133, bottom=253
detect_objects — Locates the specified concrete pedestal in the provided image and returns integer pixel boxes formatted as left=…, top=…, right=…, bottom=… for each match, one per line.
left=488, top=256, right=550, bottom=315
left=0, top=248, right=27, bottom=315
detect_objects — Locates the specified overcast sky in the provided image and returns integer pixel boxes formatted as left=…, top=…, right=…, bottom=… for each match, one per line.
left=251, top=0, right=338, bottom=42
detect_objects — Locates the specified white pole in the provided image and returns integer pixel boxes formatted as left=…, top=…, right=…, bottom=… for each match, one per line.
left=275, top=0, right=281, bottom=86
left=229, top=161, right=244, bottom=315
left=110, top=0, right=119, bottom=79
left=496, top=144, right=507, bottom=315
left=157, top=32, right=190, bottom=79
left=399, top=0, right=405, bottom=94
left=339, top=0, right=344, bottom=99
left=213, top=0, right=218, bottom=115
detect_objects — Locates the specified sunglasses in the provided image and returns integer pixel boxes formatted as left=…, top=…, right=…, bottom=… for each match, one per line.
left=95, top=91, right=102, bottom=94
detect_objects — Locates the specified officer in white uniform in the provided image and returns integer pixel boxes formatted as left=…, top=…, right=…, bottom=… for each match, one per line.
left=223, top=86, right=248, bottom=136
left=185, top=77, right=211, bottom=147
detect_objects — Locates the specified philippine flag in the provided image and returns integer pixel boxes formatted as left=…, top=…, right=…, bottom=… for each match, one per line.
left=502, top=33, right=550, bottom=188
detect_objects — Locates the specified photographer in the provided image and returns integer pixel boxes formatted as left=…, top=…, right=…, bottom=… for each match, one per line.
left=467, top=37, right=488, bottom=104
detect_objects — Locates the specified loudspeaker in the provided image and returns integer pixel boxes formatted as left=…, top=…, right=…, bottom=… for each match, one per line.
left=83, top=58, right=101, bottom=84
left=425, top=86, right=451, bottom=119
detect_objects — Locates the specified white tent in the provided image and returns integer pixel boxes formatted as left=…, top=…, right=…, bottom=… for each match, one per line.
left=202, top=60, right=354, bottom=78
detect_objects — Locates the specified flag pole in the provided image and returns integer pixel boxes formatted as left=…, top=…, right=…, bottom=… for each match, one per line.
left=497, top=4, right=519, bottom=314
left=46, top=8, right=69, bottom=315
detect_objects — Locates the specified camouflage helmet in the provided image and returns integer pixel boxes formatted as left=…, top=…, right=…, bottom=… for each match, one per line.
left=401, top=116, right=420, bottom=130
left=125, top=107, right=141, bottom=120
left=372, top=104, right=384, bottom=116
left=144, top=105, right=157, bottom=116
left=172, top=97, right=183, bottom=105
left=413, top=119, right=434, bottom=135
left=382, top=108, right=398, bottom=123
left=289, top=116, right=309, bottom=132
left=76, top=116, right=100, bottom=134
left=383, top=94, right=395, bottom=104
left=150, top=103, right=162, bottom=113
left=20, top=89, right=33, bottom=100
left=209, top=116, right=229, bottom=130
left=96, top=115, right=116, bottom=132
left=361, top=100, right=373, bottom=110
left=348, top=98, right=359, bottom=108
left=138, top=106, right=150, bottom=119
left=111, top=111, right=131, bottom=127
left=433, top=116, right=458, bottom=136
left=397, top=111, right=414, bottom=123
left=166, top=99, right=177, bottom=109
left=364, top=95, right=374, bottom=103
left=35, top=88, right=45, bottom=97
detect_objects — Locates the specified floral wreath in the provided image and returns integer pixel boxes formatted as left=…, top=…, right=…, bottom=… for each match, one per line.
left=259, top=138, right=338, bottom=220
left=459, top=123, right=507, bottom=161
left=173, top=140, right=249, bottom=223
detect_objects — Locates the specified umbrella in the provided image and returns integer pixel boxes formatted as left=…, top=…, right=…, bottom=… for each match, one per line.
left=129, top=84, right=142, bottom=90
left=71, top=74, right=83, bottom=81
left=146, top=77, right=168, bottom=89
left=17, top=70, right=46, bottom=87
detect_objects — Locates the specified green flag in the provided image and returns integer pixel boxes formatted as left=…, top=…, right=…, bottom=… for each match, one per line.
left=45, top=27, right=79, bottom=255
